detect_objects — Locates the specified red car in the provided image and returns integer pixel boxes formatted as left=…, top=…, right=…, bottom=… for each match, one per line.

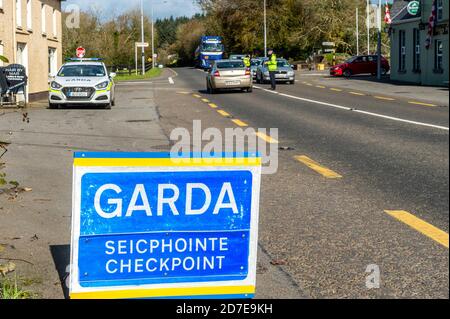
left=330, top=55, right=390, bottom=77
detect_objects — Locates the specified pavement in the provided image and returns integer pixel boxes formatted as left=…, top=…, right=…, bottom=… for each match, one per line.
left=0, top=67, right=448, bottom=299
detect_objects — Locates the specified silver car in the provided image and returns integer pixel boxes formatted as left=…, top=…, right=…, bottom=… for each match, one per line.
left=206, top=59, right=253, bottom=94
left=256, top=58, right=295, bottom=84
left=250, top=58, right=263, bottom=80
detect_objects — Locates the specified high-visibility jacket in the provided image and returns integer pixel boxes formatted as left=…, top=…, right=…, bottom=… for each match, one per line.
left=267, top=54, right=278, bottom=71
left=243, top=57, right=251, bottom=67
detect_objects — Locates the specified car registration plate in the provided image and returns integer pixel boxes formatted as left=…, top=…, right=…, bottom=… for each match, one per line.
left=69, top=92, right=89, bottom=97
left=225, top=80, right=241, bottom=86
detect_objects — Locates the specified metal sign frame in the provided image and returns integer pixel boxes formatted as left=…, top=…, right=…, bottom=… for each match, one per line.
left=69, top=152, right=261, bottom=299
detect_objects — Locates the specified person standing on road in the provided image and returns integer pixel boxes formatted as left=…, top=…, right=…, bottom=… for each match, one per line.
left=243, top=55, right=251, bottom=68
left=266, top=49, right=278, bottom=90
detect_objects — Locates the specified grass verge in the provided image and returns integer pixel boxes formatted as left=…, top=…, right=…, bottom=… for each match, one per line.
left=0, top=275, right=33, bottom=299
left=115, top=67, right=163, bottom=82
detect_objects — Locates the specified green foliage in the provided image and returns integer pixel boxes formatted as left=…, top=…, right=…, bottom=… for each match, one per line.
left=114, top=67, right=163, bottom=82
left=0, top=55, right=9, bottom=63
left=0, top=276, right=33, bottom=299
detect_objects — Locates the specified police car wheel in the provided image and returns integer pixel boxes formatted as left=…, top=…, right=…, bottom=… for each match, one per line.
left=104, top=103, right=112, bottom=110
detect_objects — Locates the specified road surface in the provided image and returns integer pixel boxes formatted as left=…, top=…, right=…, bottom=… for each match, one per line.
left=155, top=67, right=449, bottom=298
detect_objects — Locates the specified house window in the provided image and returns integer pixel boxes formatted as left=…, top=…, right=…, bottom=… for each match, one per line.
left=52, top=9, right=57, bottom=37
left=16, top=0, right=22, bottom=28
left=437, top=0, right=443, bottom=21
left=413, top=29, right=420, bottom=71
left=27, top=0, right=32, bottom=30
left=41, top=3, right=46, bottom=34
left=16, top=43, right=28, bottom=69
left=434, top=39, right=443, bottom=71
left=0, top=41, right=4, bottom=66
left=399, top=30, right=406, bottom=71
left=0, top=0, right=4, bottom=10
left=48, top=48, right=57, bottom=76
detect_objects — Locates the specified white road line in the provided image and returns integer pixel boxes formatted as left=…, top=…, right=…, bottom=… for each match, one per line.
left=253, top=86, right=449, bottom=131
left=168, top=77, right=175, bottom=84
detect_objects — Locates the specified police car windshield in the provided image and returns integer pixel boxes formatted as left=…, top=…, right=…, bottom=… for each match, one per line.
left=58, top=65, right=106, bottom=77
left=202, top=43, right=224, bottom=52
left=251, top=60, right=261, bottom=66
left=216, top=61, right=245, bottom=69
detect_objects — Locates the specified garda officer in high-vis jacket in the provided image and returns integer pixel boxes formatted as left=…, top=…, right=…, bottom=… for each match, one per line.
left=243, top=55, right=251, bottom=68
left=266, top=49, right=278, bottom=90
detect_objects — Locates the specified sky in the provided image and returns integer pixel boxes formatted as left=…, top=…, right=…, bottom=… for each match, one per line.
left=63, top=0, right=202, bottom=20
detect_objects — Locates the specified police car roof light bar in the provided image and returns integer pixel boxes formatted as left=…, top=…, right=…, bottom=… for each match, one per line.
left=66, top=58, right=104, bottom=62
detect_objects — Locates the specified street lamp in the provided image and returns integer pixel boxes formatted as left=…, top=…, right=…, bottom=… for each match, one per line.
left=151, top=1, right=168, bottom=69
left=141, top=0, right=146, bottom=75
left=264, top=0, right=267, bottom=57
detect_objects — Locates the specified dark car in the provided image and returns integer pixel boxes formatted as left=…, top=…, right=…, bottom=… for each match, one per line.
left=330, top=55, right=390, bottom=77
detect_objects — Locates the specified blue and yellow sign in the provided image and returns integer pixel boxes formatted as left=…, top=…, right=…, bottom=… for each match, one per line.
left=69, top=152, right=261, bottom=299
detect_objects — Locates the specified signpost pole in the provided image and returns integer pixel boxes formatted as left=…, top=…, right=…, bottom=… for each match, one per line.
left=366, top=0, right=370, bottom=55
left=377, top=0, right=382, bottom=80
left=356, top=7, right=360, bottom=56
left=135, top=43, right=138, bottom=76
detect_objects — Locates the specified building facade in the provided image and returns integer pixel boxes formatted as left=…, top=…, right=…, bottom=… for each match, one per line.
left=0, top=0, right=63, bottom=101
left=390, top=0, right=448, bottom=86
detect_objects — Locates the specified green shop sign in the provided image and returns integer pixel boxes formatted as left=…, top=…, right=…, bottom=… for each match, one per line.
left=407, top=1, right=420, bottom=15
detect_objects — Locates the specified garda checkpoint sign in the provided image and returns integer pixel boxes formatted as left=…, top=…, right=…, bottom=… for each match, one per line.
left=69, top=152, right=261, bottom=299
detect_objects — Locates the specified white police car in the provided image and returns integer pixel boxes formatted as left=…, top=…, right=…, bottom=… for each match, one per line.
left=49, top=58, right=116, bottom=109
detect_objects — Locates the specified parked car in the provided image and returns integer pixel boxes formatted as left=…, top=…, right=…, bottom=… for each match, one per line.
left=330, top=55, right=390, bottom=77
left=206, top=59, right=252, bottom=94
left=255, top=58, right=295, bottom=84
left=48, top=58, right=116, bottom=109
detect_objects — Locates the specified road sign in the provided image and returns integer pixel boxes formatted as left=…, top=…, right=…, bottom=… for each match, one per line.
left=407, top=1, right=420, bottom=15
left=136, top=42, right=149, bottom=48
left=322, top=42, right=335, bottom=47
left=76, top=47, right=86, bottom=58
left=69, top=152, right=261, bottom=299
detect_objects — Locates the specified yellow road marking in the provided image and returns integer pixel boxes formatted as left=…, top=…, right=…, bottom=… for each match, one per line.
left=255, top=132, right=278, bottom=144
left=202, top=98, right=210, bottom=103
left=349, top=91, right=365, bottom=96
left=306, top=83, right=313, bottom=86
left=330, top=88, right=342, bottom=92
left=217, top=110, right=231, bottom=117
left=385, top=210, right=449, bottom=248
left=232, top=119, right=249, bottom=127
left=193, top=94, right=201, bottom=98
left=316, top=85, right=326, bottom=89
left=208, top=103, right=218, bottom=108
left=294, top=155, right=343, bottom=179
left=176, top=91, right=190, bottom=94
left=408, top=101, right=437, bottom=107
left=374, top=96, right=395, bottom=101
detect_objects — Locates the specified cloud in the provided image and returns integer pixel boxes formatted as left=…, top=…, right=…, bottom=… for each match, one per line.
left=63, top=0, right=201, bottom=19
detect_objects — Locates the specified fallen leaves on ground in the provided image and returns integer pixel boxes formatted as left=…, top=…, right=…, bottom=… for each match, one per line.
left=0, top=262, right=16, bottom=276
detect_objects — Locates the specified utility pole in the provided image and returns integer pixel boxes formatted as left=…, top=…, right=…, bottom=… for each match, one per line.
left=151, top=4, right=155, bottom=69
left=264, top=0, right=267, bottom=57
left=356, top=7, right=360, bottom=56
left=376, top=0, right=382, bottom=80
left=140, top=0, right=146, bottom=75
left=366, top=0, right=370, bottom=55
